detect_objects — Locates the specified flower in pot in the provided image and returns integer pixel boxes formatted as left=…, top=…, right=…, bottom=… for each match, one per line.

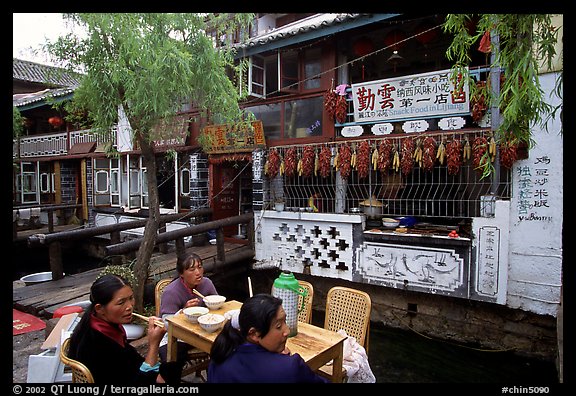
left=274, top=197, right=285, bottom=212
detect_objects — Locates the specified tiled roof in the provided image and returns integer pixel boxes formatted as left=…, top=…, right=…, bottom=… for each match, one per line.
left=13, top=58, right=82, bottom=88
left=239, top=13, right=363, bottom=49
left=13, top=87, right=75, bottom=108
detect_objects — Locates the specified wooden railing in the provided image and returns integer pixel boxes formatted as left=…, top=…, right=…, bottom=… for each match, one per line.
left=27, top=209, right=255, bottom=280
left=14, top=128, right=116, bottom=158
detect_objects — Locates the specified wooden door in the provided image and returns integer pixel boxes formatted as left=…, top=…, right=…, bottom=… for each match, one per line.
left=211, top=164, right=239, bottom=236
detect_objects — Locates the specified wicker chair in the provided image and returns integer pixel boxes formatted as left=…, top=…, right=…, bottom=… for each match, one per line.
left=297, top=280, right=314, bottom=324
left=317, top=286, right=372, bottom=381
left=155, top=278, right=210, bottom=381
left=59, top=338, right=95, bottom=383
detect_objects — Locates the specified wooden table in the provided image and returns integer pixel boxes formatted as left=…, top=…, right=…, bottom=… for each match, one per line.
left=166, top=300, right=346, bottom=382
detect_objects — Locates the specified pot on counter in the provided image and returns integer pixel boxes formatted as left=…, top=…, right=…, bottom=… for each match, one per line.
left=359, top=196, right=385, bottom=218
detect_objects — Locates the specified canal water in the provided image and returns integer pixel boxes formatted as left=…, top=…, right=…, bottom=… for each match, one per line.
left=307, top=309, right=560, bottom=383
left=14, top=248, right=559, bottom=384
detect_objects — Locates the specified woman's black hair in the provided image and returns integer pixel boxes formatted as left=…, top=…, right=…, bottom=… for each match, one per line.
left=68, top=274, right=130, bottom=359
left=176, top=252, right=202, bottom=275
left=209, top=293, right=283, bottom=364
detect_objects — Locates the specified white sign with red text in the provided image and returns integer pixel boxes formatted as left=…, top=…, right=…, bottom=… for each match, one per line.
left=351, top=68, right=470, bottom=123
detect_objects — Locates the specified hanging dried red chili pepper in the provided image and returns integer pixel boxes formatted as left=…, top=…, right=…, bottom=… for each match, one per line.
left=400, top=138, right=415, bottom=175
left=499, top=139, right=518, bottom=169
left=338, top=144, right=352, bottom=179
left=302, top=146, right=316, bottom=178
left=377, top=139, right=393, bottom=173
left=421, top=136, right=437, bottom=172
left=265, top=148, right=281, bottom=179
left=446, top=139, right=463, bottom=175
left=356, top=140, right=371, bottom=179
left=318, top=146, right=332, bottom=178
left=472, top=136, right=489, bottom=170
left=283, top=147, right=297, bottom=178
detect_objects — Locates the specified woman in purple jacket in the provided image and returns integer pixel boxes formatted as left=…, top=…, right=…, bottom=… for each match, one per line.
left=158, top=252, right=218, bottom=363
left=207, top=294, right=329, bottom=383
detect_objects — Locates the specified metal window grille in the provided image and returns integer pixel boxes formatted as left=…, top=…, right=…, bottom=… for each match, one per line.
left=264, top=130, right=511, bottom=219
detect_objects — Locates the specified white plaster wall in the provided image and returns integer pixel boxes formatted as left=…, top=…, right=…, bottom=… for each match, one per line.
left=116, top=104, right=133, bottom=152
left=507, top=71, right=563, bottom=316
left=254, top=211, right=360, bottom=281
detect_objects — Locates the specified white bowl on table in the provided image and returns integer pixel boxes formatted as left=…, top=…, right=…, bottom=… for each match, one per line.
left=183, top=306, right=209, bottom=323
left=203, top=295, right=226, bottom=310
left=197, top=313, right=226, bottom=333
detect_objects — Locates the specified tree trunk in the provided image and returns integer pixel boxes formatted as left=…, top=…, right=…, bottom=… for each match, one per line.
left=133, top=132, right=161, bottom=313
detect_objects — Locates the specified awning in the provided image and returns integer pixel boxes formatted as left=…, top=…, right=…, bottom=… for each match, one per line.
left=68, top=141, right=96, bottom=155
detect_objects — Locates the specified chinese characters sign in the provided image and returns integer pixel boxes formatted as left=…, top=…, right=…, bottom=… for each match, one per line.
left=516, top=155, right=552, bottom=222
left=351, top=68, right=470, bottom=123
left=476, top=226, right=500, bottom=297
left=203, top=120, right=266, bottom=154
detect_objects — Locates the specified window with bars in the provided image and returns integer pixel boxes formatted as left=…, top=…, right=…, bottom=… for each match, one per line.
left=263, top=129, right=512, bottom=220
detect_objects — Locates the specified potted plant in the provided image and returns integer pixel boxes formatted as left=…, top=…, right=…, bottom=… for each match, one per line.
left=274, top=197, right=285, bottom=212
left=98, top=264, right=138, bottom=288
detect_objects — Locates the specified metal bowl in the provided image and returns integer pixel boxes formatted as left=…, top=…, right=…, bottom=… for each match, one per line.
left=20, top=271, right=59, bottom=286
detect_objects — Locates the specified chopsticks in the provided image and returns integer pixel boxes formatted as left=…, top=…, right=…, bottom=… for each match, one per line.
left=192, top=289, right=206, bottom=299
left=131, top=312, right=165, bottom=328
left=248, top=276, right=253, bottom=297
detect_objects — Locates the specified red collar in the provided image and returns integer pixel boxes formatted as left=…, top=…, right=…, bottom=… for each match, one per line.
left=179, top=277, right=196, bottom=298
left=90, top=312, right=127, bottom=347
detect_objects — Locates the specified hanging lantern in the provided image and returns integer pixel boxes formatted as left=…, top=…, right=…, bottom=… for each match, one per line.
left=383, top=29, right=407, bottom=51
left=48, top=116, right=64, bottom=128
left=415, top=21, right=438, bottom=45
left=352, top=36, right=375, bottom=57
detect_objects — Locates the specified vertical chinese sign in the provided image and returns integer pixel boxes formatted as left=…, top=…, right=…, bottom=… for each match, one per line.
left=351, top=68, right=470, bottom=123
left=516, top=155, right=553, bottom=223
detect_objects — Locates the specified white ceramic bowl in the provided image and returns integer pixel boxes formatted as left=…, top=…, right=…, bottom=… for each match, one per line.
left=197, top=313, right=226, bottom=333
left=183, top=306, right=209, bottom=323
left=123, top=324, right=146, bottom=340
left=203, top=295, right=226, bottom=310
left=382, top=218, right=400, bottom=228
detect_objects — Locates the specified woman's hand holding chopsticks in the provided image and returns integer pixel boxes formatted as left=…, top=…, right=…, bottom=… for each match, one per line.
left=132, top=312, right=165, bottom=328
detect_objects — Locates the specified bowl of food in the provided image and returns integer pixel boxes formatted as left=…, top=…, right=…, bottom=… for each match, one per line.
left=203, top=295, right=226, bottom=310
left=183, top=306, right=209, bottom=323
left=197, top=313, right=226, bottom=333
left=382, top=217, right=400, bottom=228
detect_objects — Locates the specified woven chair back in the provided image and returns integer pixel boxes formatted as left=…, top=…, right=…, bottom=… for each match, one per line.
left=324, top=286, right=372, bottom=352
left=155, top=278, right=172, bottom=316
left=297, top=280, right=314, bottom=324
left=59, top=338, right=95, bottom=383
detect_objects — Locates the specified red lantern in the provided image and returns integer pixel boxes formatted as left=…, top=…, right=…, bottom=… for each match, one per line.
left=352, top=37, right=375, bottom=57
left=48, top=116, right=64, bottom=128
left=383, top=29, right=407, bottom=50
left=415, top=22, right=438, bottom=45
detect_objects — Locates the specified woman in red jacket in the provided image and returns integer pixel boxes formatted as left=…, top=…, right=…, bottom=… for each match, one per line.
left=207, top=293, right=328, bottom=383
left=68, top=274, right=182, bottom=384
